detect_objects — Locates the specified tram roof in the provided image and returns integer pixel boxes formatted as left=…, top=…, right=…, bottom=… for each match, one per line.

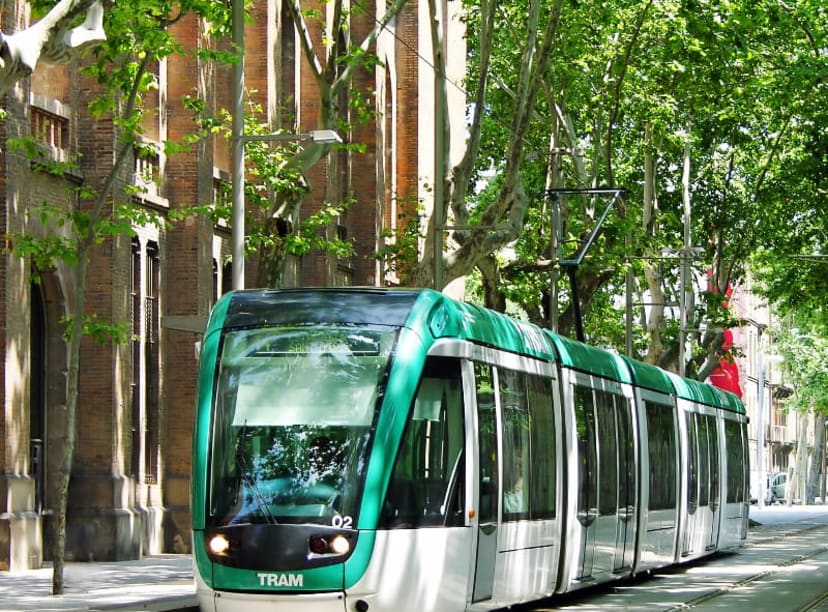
left=620, top=356, right=675, bottom=394
left=545, top=333, right=632, bottom=383
left=621, top=353, right=744, bottom=413
left=665, top=371, right=745, bottom=413
left=215, top=289, right=743, bottom=414
left=417, top=291, right=557, bottom=361
left=217, top=288, right=558, bottom=361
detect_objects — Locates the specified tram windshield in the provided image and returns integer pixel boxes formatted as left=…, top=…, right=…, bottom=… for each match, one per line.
left=207, top=325, right=397, bottom=527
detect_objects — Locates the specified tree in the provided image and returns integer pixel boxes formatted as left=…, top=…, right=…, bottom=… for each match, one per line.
left=408, top=0, right=828, bottom=382
left=407, top=0, right=565, bottom=294
left=772, top=319, right=828, bottom=505
left=5, top=0, right=232, bottom=593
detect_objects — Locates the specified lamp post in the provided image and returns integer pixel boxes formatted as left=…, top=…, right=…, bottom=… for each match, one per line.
left=230, top=0, right=341, bottom=290
left=231, top=0, right=245, bottom=291
left=230, top=129, right=342, bottom=290
left=756, top=352, right=784, bottom=508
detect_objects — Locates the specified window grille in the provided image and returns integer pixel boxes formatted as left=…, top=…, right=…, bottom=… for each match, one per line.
left=144, top=243, right=161, bottom=485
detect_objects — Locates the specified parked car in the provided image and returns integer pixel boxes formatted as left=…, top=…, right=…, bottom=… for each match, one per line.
left=766, top=471, right=788, bottom=504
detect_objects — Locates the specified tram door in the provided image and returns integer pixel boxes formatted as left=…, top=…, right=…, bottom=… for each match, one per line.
left=472, top=363, right=499, bottom=602
left=572, top=380, right=637, bottom=581
left=719, top=418, right=749, bottom=550
left=682, top=410, right=721, bottom=557
left=638, top=398, right=680, bottom=570
left=707, top=416, right=721, bottom=551
left=613, top=394, right=637, bottom=571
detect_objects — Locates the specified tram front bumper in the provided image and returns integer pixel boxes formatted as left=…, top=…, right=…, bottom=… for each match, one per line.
left=199, top=588, right=348, bottom=612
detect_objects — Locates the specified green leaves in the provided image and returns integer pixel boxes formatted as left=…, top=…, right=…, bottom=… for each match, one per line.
left=10, top=0, right=235, bottom=347
left=455, top=0, right=828, bottom=372
left=773, top=318, right=828, bottom=416
left=61, top=314, right=132, bottom=346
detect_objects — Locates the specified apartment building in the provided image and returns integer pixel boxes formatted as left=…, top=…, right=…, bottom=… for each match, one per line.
left=729, top=283, right=813, bottom=504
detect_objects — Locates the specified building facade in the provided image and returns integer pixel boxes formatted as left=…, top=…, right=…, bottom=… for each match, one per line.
left=0, top=0, right=465, bottom=570
left=729, top=283, right=812, bottom=504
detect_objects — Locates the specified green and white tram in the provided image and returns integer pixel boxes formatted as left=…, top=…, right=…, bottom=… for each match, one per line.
left=192, top=288, right=749, bottom=612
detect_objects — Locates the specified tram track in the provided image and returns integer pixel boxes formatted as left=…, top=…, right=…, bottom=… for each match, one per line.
left=524, top=516, right=828, bottom=611
left=801, top=591, right=828, bottom=612
left=662, top=520, right=828, bottom=612
left=662, top=541, right=828, bottom=611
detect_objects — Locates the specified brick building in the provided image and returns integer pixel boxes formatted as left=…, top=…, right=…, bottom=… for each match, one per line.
left=0, top=0, right=464, bottom=570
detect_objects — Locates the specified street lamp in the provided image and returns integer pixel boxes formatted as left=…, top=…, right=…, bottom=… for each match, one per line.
left=756, top=352, right=784, bottom=508
left=238, top=130, right=343, bottom=144
left=231, top=0, right=341, bottom=290
left=230, top=128, right=341, bottom=290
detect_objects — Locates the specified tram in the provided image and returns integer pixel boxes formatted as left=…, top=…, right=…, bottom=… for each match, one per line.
left=192, top=288, right=750, bottom=612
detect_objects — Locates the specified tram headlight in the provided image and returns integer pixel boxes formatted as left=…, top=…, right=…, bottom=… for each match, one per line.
left=208, top=533, right=231, bottom=555
left=329, top=534, right=350, bottom=555
left=308, top=533, right=351, bottom=556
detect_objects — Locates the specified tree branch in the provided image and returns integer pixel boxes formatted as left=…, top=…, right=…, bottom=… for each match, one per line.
left=0, top=0, right=107, bottom=95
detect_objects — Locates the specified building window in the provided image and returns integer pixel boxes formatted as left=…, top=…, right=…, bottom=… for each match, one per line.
left=223, top=260, right=233, bottom=295
left=130, top=240, right=162, bottom=486
left=144, top=243, right=161, bottom=485
left=130, top=239, right=142, bottom=478
left=212, top=259, right=219, bottom=302
left=212, top=176, right=231, bottom=229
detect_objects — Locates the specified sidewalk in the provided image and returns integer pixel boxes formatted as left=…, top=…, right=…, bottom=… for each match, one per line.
left=748, top=501, right=828, bottom=528
left=0, top=554, right=196, bottom=612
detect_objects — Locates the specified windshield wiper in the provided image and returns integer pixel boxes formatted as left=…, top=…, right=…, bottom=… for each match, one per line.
left=234, top=421, right=278, bottom=525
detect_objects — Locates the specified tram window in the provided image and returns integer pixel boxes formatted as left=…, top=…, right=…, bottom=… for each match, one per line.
left=646, top=401, right=677, bottom=511
left=527, top=375, right=556, bottom=519
left=500, top=370, right=556, bottom=521
left=380, top=357, right=465, bottom=528
left=616, top=395, right=635, bottom=514
left=708, top=416, right=720, bottom=505
left=501, top=369, right=530, bottom=519
left=596, top=390, right=618, bottom=517
left=575, top=386, right=598, bottom=521
left=687, top=413, right=699, bottom=510
left=475, top=363, right=499, bottom=525
left=698, top=414, right=711, bottom=507
left=725, top=420, right=747, bottom=503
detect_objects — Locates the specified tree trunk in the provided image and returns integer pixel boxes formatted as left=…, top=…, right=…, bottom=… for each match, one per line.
left=788, top=410, right=811, bottom=506
left=642, top=123, right=665, bottom=365
left=822, top=415, right=828, bottom=504
left=52, top=246, right=89, bottom=594
left=256, top=242, right=286, bottom=288
left=478, top=255, right=506, bottom=312
left=807, top=414, right=826, bottom=504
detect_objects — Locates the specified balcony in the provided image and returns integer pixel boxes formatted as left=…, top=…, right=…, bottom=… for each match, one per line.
left=30, top=106, right=70, bottom=164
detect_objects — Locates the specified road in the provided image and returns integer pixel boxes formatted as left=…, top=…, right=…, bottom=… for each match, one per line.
left=514, top=504, right=828, bottom=611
